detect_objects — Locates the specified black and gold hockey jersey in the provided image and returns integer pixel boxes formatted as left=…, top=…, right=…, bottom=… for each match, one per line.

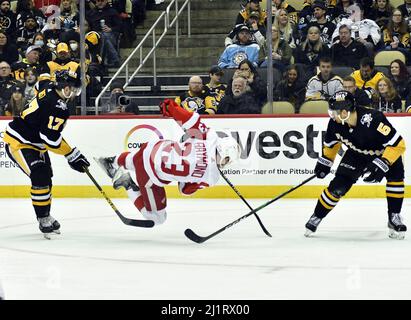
left=175, top=90, right=217, bottom=115
left=205, top=83, right=226, bottom=104
left=3, top=81, right=73, bottom=156
left=322, top=106, right=406, bottom=165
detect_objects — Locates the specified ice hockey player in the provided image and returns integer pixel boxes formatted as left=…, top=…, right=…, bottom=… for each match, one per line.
left=2, top=70, right=90, bottom=239
left=96, top=99, right=241, bottom=225
left=305, top=90, right=407, bottom=239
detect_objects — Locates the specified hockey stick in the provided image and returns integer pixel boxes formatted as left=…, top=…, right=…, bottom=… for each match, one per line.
left=218, top=167, right=272, bottom=237
left=185, top=174, right=316, bottom=243
left=84, top=167, right=155, bottom=228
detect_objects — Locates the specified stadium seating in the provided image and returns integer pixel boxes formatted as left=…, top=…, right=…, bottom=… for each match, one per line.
left=299, top=100, right=329, bottom=114
left=332, top=66, right=355, bottom=78
left=374, top=51, right=406, bottom=66
left=390, top=0, right=404, bottom=8
left=262, top=101, right=295, bottom=114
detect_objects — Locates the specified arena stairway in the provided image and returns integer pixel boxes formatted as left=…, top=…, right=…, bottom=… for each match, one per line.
left=95, top=0, right=244, bottom=113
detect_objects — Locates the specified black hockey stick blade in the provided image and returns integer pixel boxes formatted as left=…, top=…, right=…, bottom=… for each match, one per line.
left=185, top=174, right=316, bottom=243
left=119, top=215, right=155, bottom=228
left=184, top=228, right=207, bottom=244
left=84, top=167, right=155, bottom=228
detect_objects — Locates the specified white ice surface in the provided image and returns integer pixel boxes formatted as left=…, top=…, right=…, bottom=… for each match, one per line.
left=0, top=198, right=410, bottom=300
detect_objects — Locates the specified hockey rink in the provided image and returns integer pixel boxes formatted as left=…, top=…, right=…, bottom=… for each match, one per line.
left=0, top=197, right=410, bottom=300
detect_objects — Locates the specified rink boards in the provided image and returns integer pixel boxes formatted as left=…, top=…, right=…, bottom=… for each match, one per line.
left=1, top=114, right=410, bottom=198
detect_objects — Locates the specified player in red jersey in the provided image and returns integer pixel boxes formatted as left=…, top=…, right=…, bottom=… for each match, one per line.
left=95, top=99, right=240, bottom=225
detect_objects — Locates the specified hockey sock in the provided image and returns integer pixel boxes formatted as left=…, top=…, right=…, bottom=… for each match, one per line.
left=126, top=189, right=145, bottom=212
left=117, top=152, right=130, bottom=169
left=314, top=187, right=341, bottom=219
left=386, top=180, right=404, bottom=216
left=31, top=186, right=51, bottom=218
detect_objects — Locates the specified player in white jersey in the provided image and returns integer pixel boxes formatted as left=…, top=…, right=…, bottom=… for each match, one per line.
left=96, top=99, right=241, bottom=225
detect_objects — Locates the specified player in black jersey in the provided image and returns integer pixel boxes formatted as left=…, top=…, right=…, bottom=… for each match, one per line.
left=305, top=91, right=407, bottom=239
left=2, top=70, right=90, bottom=239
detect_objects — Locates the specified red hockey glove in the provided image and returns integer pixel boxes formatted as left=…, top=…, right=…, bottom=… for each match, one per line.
left=160, top=99, right=174, bottom=117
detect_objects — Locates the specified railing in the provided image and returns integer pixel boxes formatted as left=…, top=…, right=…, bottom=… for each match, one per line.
left=94, top=0, right=192, bottom=114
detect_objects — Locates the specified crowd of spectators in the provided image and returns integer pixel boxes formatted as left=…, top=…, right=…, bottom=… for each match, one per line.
left=2, top=0, right=411, bottom=116
left=0, top=0, right=163, bottom=115
left=175, top=0, right=411, bottom=115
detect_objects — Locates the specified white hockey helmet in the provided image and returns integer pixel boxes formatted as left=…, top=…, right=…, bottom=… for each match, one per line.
left=216, top=136, right=241, bottom=168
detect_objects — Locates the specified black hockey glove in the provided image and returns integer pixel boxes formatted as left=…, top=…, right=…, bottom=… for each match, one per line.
left=315, top=156, right=333, bottom=179
left=363, top=158, right=389, bottom=183
left=65, top=148, right=90, bottom=173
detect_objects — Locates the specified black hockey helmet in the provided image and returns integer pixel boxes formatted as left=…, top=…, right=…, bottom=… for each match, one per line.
left=328, top=90, right=356, bottom=112
left=55, top=69, right=81, bottom=90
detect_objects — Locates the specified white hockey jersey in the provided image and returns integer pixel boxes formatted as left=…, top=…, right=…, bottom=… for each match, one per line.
left=142, top=111, right=220, bottom=190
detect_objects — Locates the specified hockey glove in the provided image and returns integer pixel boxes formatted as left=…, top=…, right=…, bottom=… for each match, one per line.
left=65, top=148, right=90, bottom=173
left=315, top=156, right=333, bottom=179
left=363, top=158, right=389, bottom=183
left=160, top=99, right=179, bottom=117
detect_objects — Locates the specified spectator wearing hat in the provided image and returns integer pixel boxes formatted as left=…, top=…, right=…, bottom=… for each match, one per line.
left=105, top=79, right=139, bottom=114
left=85, top=30, right=104, bottom=77
left=3, top=82, right=26, bottom=117
left=235, top=0, right=267, bottom=27
left=205, top=66, right=227, bottom=108
left=0, top=0, right=17, bottom=38
left=87, top=0, right=122, bottom=68
left=0, top=31, right=19, bottom=65
left=0, top=60, right=19, bottom=115
left=15, top=13, right=41, bottom=52
left=218, top=24, right=260, bottom=69
left=16, top=0, right=45, bottom=30
left=227, top=11, right=266, bottom=49
left=302, top=1, right=337, bottom=48
left=331, top=24, right=368, bottom=70
left=40, top=42, right=81, bottom=82
left=175, top=76, right=218, bottom=114
left=11, top=45, right=42, bottom=81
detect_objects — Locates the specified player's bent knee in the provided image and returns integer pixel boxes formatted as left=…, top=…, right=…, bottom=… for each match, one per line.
left=30, top=162, right=52, bottom=187
left=141, top=208, right=167, bottom=225
left=328, top=175, right=353, bottom=198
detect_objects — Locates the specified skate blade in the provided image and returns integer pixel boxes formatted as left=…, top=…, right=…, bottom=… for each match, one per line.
left=388, top=229, right=405, bottom=240
left=304, top=229, right=315, bottom=237
left=53, top=230, right=61, bottom=234
left=43, top=232, right=59, bottom=240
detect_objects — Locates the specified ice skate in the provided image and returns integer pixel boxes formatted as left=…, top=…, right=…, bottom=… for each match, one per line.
left=112, top=169, right=139, bottom=191
left=304, top=214, right=322, bottom=237
left=388, top=213, right=406, bottom=240
left=94, top=156, right=118, bottom=179
left=38, top=216, right=60, bottom=240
